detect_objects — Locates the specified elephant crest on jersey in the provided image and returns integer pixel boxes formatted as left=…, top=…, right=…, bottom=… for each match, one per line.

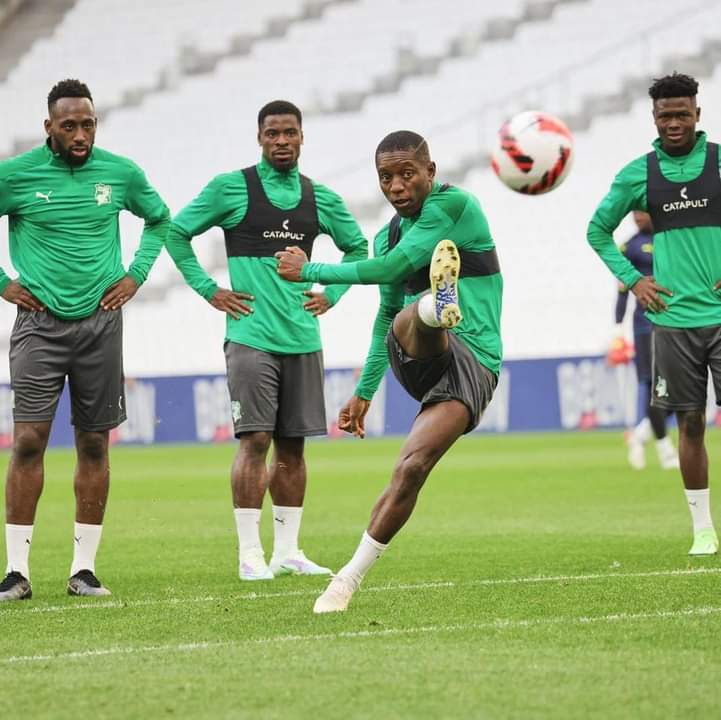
left=95, top=183, right=112, bottom=206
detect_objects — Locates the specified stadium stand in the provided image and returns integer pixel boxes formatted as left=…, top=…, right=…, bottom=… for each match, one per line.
left=1, top=0, right=721, bottom=378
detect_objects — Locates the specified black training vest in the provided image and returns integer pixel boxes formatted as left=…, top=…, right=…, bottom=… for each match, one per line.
left=387, top=184, right=501, bottom=295
left=646, top=142, right=721, bottom=232
left=224, top=166, right=320, bottom=259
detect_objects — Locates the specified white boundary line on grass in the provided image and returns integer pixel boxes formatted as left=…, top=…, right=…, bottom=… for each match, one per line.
left=1, top=567, right=719, bottom=615
left=3, top=605, right=721, bottom=665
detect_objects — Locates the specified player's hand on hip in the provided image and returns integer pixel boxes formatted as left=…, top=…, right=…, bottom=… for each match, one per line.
left=714, top=279, right=721, bottom=294
left=275, top=246, right=308, bottom=282
left=1, top=280, right=45, bottom=311
left=101, top=275, right=139, bottom=310
left=209, top=288, right=254, bottom=319
left=303, top=291, right=331, bottom=316
left=338, top=395, right=371, bottom=439
left=631, top=275, right=672, bottom=313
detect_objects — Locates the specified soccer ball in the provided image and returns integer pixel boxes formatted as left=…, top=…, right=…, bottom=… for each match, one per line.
left=491, top=111, right=574, bottom=195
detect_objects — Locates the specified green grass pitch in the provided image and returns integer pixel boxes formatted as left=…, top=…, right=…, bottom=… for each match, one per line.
left=1, top=430, right=720, bottom=719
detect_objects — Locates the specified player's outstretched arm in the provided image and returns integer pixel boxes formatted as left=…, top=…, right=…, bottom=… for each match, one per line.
left=276, top=245, right=414, bottom=286
left=313, top=186, right=368, bottom=308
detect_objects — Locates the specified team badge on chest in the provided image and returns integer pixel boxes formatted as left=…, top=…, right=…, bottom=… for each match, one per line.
left=95, top=183, right=112, bottom=206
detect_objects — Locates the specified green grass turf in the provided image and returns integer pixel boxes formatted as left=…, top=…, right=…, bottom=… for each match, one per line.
left=1, top=430, right=720, bottom=719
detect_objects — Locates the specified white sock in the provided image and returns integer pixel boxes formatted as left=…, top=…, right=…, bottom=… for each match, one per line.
left=656, top=436, right=675, bottom=454
left=234, top=508, right=263, bottom=556
left=633, top=417, right=652, bottom=444
left=271, top=505, right=302, bottom=560
left=685, top=489, right=714, bottom=533
left=5, top=524, right=33, bottom=579
left=70, top=522, right=103, bottom=576
left=417, top=293, right=440, bottom=328
left=337, top=531, right=388, bottom=587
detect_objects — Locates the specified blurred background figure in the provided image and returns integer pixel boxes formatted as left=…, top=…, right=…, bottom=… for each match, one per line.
left=608, top=210, right=678, bottom=470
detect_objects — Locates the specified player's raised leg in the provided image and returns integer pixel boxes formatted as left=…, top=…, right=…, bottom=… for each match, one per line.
left=416, top=239, right=462, bottom=330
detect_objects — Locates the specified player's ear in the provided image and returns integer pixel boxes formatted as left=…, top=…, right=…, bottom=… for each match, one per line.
left=696, top=105, right=701, bottom=122
left=428, top=161, right=436, bottom=180
left=44, top=118, right=51, bottom=136
left=257, top=130, right=262, bottom=146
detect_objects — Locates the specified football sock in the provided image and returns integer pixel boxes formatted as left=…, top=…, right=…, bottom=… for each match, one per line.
left=417, top=293, right=440, bottom=328
left=336, top=531, right=388, bottom=586
left=70, top=522, right=103, bottom=576
left=685, top=488, right=713, bottom=533
left=271, top=505, right=302, bottom=559
left=234, top=508, right=263, bottom=554
left=5, top=523, right=33, bottom=579
left=633, top=417, right=652, bottom=444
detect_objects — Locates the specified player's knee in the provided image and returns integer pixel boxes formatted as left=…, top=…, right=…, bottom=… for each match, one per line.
left=394, top=451, right=433, bottom=496
left=678, top=410, right=705, bottom=440
left=76, top=432, right=108, bottom=465
left=12, top=425, right=49, bottom=465
left=239, top=431, right=273, bottom=459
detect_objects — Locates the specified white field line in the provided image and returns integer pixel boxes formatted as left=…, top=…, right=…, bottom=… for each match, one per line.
left=2, top=567, right=719, bottom=616
left=3, top=605, right=721, bottom=665
left=0, top=568, right=721, bottom=617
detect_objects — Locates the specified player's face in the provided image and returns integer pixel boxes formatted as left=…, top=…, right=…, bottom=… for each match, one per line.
left=652, top=96, right=699, bottom=156
left=376, top=150, right=436, bottom=217
left=44, top=97, right=97, bottom=167
left=258, top=114, right=303, bottom=171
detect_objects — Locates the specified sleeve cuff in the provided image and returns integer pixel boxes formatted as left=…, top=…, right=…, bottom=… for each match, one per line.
left=301, top=263, right=320, bottom=282
left=127, top=268, right=145, bottom=286
left=200, top=281, right=219, bottom=301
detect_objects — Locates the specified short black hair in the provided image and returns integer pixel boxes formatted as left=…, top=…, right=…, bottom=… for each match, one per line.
left=47, top=79, right=93, bottom=111
left=648, top=72, right=698, bottom=101
left=258, top=100, right=302, bottom=128
left=375, top=131, right=430, bottom=161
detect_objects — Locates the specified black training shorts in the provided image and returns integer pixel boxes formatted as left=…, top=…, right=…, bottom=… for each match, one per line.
left=386, top=329, right=497, bottom=433
left=651, top=324, right=721, bottom=411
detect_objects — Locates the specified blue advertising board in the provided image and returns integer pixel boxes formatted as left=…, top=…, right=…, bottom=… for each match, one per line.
left=0, top=354, right=716, bottom=448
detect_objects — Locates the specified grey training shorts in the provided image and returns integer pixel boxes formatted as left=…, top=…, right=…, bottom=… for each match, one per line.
left=10, top=307, right=126, bottom=431
left=651, top=324, right=721, bottom=411
left=225, top=342, right=327, bottom=438
left=386, top=329, right=497, bottom=433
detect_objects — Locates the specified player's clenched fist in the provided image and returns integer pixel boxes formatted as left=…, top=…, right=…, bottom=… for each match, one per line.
left=275, top=245, right=308, bottom=281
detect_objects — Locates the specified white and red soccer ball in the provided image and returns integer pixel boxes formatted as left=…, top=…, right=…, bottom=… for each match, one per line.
left=491, top=111, right=574, bottom=195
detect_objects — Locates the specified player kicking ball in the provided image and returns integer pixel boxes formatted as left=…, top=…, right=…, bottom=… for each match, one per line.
left=276, top=130, right=502, bottom=612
